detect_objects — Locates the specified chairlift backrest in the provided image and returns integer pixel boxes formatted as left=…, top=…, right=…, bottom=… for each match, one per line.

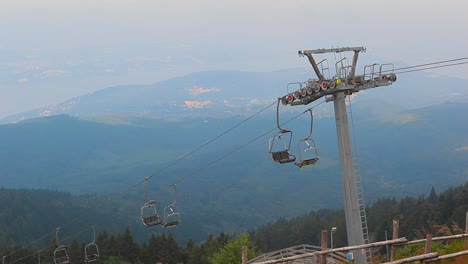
left=53, top=246, right=70, bottom=264
left=163, top=205, right=181, bottom=228
left=85, top=244, right=99, bottom=263
left=295, top=139, right=319, bottom=168
left=269, top=133, right=296, bottom=164
left=141, top=200, right=162, bottom=227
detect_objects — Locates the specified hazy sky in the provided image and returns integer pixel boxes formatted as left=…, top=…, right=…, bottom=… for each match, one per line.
left=1, top=0, right=467, bottom=117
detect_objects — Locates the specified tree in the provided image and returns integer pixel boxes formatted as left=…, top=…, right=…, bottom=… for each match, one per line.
left=428, top=186, right=438, bottom=204
left=209, top=233, right=259, bottom=264
left=103, top=256, right=131, bottom=264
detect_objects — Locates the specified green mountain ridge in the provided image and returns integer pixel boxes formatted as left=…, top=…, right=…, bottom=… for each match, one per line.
left=0, top=102, right=467, bottom=245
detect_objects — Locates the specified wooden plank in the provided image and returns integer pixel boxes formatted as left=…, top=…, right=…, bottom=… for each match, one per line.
left=405, top=233, right=468, bottom=245
left=425, top=249, right=468, bottom=262
left=382, top=252, right=438, bottom=264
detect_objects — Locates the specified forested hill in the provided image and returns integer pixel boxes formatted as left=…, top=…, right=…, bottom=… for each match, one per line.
left=250, top=183, right=468, bottom=253
left=0, top=102, right=467, bottom=248
left=0, top=188, right=129, bottom=247
left=2, top=183, right=468, bottom=263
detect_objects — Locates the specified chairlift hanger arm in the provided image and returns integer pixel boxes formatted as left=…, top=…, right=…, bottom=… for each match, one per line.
left=169, top=183, right=177, bottom=206
left=55, top=227, right=61, bottom=245
left=303, top=109, right=314, bottom=140
left=90, top=226, right=96, bottom=244
left=276, top=98, right=290, bottom=133
left=144, top=176, right=152, bottom=202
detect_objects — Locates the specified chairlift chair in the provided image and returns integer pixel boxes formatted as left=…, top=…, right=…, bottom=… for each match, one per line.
left=54, top=246, right=69, bottom=264
left=269, top=98, right=296, bottom=164
left=84, top=226, right=100, bottom=263
left=294, top=109, right=319, bottom=168
left=295, top=139, right=319, bottom=168
left=53, top=228, right=70, bottom=264
left=141, top=177, right=162, bottom=227
left=163, top=184, right=181, bottom=228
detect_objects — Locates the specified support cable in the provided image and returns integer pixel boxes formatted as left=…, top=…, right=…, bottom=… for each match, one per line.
left=394, top=61, right=468, bottom=75
left=145, top=100, right=278, bottom=181
left=179, top=100, right=326, bottom=183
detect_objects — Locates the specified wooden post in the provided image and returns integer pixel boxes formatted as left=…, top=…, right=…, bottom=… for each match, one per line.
left=465, top=212, right=468, bottom=249
left=321, top=230, right=328, bottom=264
left=422, top=233, right=433, bottom=264
left=424, top=234, right=432, bottom=253
left=391, top=219, right=399, bottom=261
left=242, top=246, right=248, bottom=264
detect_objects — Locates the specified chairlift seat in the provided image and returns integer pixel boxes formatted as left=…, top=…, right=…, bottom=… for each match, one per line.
left=142, top=215, right=162, bottom=226
left=163, top=219, right=181, bottom=228
left=85, top=254, right=99, bottom=263
left=271, top=150, right=296, bottom=163
left=295, top=158, right=319, bottom=168
left=54, top=256, right=70, bottom=264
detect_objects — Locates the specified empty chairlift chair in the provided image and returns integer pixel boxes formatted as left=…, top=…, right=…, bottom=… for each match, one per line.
left=295, top=109, right=319, bottom=168
left=269, top=98, right=296, bottom=164
left=163, top=184, right=181, bottom=228
left=141, top=176, right=163, bottom=227
left=84, top=226, right=100, bottom=263
left=53, top=228, right=70, bottom=264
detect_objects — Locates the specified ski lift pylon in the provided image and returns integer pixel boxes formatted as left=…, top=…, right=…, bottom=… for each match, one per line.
left=53, top=227, right=70, bottom=264
left=84, top=226, right=100, bottom=263
left=141, top=176, right=162, bottom=227
left=294, top=109, right=319, bottom=168
left=163, top=184, right=181, bottom=228
left=269, top=98, right=296, bottom=163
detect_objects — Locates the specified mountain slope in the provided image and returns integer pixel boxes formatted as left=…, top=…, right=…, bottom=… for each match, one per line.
left=0, top=103, right=467, bottom=243
left=1, top=68, right=467, bottom=124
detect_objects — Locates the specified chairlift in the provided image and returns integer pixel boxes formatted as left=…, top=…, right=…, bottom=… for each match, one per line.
left=141, top=176, right=162, bottom=227
left=295, top=109, right=319, bottom=168
left=84, top=226, right=100, bottom=263
left=269, top=98, right=296, bottom=164
left=163, top=184, right=181, bottom=228
left=53, top=228, right=70, bottom=264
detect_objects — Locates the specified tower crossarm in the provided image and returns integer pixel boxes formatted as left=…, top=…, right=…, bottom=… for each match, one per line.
left=282, top=47, right=396, bottom=106
left=298, top=46, right=365, bottom=55
left=287, top=76, right=394, bottom=106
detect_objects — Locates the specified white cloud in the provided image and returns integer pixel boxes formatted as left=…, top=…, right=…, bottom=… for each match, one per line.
left=17, top=77, right=29, bottom=83
left=189, top=86, right=221, bottom=95
left=184, top=100, right=212, bottom=108
left=39, top=69, right=67, bottom=78
left=456, top=146, right=468, bottom=152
